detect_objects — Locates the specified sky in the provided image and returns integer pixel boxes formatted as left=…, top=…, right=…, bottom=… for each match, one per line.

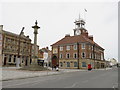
left=0, top=0, right=118, bottom=61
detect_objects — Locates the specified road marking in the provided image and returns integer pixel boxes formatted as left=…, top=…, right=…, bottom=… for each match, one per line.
left=64, top=82, right=78, bottom=88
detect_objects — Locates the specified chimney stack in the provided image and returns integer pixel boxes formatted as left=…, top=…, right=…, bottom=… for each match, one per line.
left=46, top=47, right=49, bottom=50
left=89, top=35, right=93, bottom=41
left=65, top=34, right=70, bottom=37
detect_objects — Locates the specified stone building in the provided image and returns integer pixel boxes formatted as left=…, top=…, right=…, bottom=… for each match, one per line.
left=0, top=25, right=32, bottom=67
left=51, top=18, right=106, bottom=69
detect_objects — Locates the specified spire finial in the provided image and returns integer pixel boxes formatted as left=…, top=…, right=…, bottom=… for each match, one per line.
left=35, top=20, right=38, bottom=25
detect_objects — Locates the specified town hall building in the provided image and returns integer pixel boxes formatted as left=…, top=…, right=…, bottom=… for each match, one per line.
left=51, top=17, right=106, bottom=69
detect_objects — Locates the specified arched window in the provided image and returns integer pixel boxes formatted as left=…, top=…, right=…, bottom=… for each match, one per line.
left=66, top=53, right=70, bottom=59
left=81, top=52, right=86, bottom=58
left=74, top=53, right=77, bottom=59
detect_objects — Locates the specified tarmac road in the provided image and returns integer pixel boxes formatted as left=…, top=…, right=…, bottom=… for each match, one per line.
left=2, top=68, right=118, bottom=88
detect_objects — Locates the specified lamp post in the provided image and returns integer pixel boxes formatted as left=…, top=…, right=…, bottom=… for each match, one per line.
left=16, top=27, right=24, bottom=67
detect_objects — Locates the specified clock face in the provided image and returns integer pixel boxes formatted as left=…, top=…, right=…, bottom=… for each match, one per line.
left=75, top=30, right=81, bottom=35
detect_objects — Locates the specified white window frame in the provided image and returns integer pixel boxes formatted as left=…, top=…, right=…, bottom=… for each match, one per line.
left=89, top=53, right=91, bottom=59
left=60, top=53, right=63, bottom=59
left=73, top=44, right=77, bottom=50
left=82, top=43, right=85, bottom=49
left=60, top=46, right=63, bottom=51
left=101, top=53, right=103, bottom=60
left=66, top=45, right=70, bottom=50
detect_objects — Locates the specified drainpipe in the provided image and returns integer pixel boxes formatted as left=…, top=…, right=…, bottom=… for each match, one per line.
left=77, top=42, right=80, bottom=69
left=93, top=44, right=95, bottom=69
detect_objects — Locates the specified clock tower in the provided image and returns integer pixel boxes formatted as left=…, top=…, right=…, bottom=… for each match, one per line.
left=73, top=15, right=88, bottom=36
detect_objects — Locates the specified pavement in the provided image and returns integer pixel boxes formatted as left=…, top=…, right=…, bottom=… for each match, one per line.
left=2, top=67, right=118, bottom=88
left=1, top=67, right=112, bottom=81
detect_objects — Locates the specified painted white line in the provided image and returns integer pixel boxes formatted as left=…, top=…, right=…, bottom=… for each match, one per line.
left=64, top=82, right=78, bottom=88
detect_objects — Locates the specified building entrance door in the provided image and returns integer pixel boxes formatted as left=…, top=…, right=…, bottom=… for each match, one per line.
left=52, top=55, right=58, bottom=69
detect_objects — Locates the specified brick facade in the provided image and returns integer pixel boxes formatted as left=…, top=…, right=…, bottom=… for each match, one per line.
left=51, top=18, right=106, bottom=69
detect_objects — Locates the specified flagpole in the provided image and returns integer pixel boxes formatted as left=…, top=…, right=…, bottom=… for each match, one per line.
left=84, top=9, right=87, bottom=28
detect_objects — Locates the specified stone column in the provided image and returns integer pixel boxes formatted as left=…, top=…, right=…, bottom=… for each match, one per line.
left=32, top=20, right=40, bottom=64
left=11, top=55, right=14, bottom=63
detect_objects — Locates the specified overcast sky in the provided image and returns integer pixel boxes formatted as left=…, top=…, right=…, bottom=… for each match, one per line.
left=0, top=0, right=118, bottom=61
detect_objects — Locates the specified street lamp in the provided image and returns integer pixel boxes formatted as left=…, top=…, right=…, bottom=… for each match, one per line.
left=16, top=27, right=25, bottom=67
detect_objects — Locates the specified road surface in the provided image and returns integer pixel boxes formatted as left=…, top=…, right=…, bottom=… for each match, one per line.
left=2, top=68, right=118, bottom=88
